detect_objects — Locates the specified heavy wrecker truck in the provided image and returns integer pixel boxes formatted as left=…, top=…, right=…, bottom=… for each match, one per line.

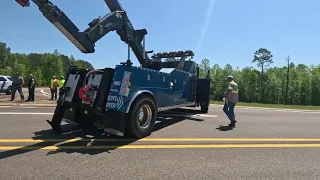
left=15, top=0, right=211, bottom=138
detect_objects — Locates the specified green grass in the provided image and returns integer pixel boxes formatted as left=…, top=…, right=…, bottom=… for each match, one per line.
left=210, top=101, right=320, bottom=110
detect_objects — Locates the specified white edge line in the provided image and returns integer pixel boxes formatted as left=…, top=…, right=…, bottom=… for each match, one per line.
left=210, top=104, right=320, bottom=113
left=0, top=112, right=53, bottom=115
left=40, top=89, right=51, bottom=96
left=159, top=114, right=218, bottom=118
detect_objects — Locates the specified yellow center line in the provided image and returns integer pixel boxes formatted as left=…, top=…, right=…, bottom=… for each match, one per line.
left=1, top=138, right=320, bottom=143
left=138, top=138, right=320, bottom=142
left=1, top=144, right=320, bottom=150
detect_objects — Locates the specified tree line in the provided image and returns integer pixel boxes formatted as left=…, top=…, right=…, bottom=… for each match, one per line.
left=199, top=48, right=320, bottom=106
left=0, top=41, right=94, bottom=86
left=1, top=41, right=319, bottom=106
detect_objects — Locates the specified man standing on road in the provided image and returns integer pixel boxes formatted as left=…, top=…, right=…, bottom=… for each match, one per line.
left=49, top=75, right=59, bottom=100
left=58, top=76, right=65, bottom=97
left=25, top=74, right=36, bottom=102
left=10, top=72, right=24, bottom=101
left=223, top=75, right=239, bottom=127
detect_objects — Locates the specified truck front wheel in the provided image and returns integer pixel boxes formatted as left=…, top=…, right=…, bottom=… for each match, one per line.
left=127, top=95, right=157, bottom=138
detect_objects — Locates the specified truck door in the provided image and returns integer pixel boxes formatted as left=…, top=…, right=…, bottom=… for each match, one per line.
left=157, top=74, right=173, bottom=108
left=172, top=77, right=183, bottom=105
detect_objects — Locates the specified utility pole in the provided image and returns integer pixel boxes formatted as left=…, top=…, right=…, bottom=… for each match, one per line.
left=285, top=55, right=290, bottom=104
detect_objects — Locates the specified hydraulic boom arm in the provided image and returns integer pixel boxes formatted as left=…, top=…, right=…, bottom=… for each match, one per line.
left=15, top=0, right=157, bottom=68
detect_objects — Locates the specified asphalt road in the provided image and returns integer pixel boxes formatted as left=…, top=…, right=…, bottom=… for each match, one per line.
left=0, top=105, right=320, bottom=180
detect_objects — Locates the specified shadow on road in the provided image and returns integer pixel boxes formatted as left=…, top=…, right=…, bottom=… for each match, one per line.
left=0, top=124, right=83, bottom=160
left=0, top=108, right=206, bottom=159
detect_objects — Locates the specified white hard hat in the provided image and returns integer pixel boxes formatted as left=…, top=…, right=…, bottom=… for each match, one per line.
left=226, top=75, right=233, bottom=80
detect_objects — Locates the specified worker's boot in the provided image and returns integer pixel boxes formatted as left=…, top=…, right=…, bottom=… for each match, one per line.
left=228, top=120, right=237, bottom=127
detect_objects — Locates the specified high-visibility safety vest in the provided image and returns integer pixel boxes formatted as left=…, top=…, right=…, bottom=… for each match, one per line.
left=228, top=81, right=239, bottom=94
left=50, top=79, right=59, bottom=89
left=58, top=79, right=65, bottom=88
left=228, top=80, right=239, bottom=103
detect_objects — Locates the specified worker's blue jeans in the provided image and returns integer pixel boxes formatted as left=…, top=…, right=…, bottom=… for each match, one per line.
left=223, top=101, right=236, bottom=122
left=11, top=85, right=24, bottom=100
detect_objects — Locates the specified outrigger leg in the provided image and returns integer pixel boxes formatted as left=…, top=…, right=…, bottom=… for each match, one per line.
left=46, top=104, right=64, bottom=134
left=46, top=88, right=68, bottom=134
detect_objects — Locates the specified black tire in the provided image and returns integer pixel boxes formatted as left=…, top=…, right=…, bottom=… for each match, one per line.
left=5, top=86, right=12, bottom=95
left=127, top=95, right=157, bottom=138
left=200, top=102, right=209, bottom=113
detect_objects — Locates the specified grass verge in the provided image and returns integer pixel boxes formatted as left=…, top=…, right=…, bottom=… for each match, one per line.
left=210, top=101, right=320, bottom=111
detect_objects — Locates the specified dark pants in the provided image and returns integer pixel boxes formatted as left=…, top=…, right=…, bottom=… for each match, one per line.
left=58, top=88, right=63, bottom=97
left=11, top=86, right=24, bottom=100
left=223, top=101, right=236, bottom=122
left=50, top=88, right=57, bottom=100
left=27, top=87, right=35, bottom=101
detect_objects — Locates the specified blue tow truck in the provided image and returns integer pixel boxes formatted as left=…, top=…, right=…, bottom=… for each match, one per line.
left=15, top=0, right=211, bottom=138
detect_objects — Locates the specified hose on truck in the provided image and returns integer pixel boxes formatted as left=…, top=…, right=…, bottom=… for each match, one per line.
left=78, top=69, right=104, bottom=102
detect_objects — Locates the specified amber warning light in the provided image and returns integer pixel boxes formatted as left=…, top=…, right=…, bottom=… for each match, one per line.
left=15, top=0, right=30, bottom=7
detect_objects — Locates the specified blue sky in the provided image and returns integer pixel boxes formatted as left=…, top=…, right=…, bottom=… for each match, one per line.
left=1, top=0, right=320, bottom=69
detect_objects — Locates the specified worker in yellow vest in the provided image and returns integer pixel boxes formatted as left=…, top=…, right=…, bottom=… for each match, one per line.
left=49, top=76, right=59, bottom=100
left=58, top=76, right=65, bottom=97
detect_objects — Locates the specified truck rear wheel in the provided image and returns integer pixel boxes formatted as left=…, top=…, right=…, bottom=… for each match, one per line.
left=127, top=95, right=157, bottom=138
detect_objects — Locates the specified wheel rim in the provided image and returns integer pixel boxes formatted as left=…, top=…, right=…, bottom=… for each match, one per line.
left=137, top=104, right=152, bottom=128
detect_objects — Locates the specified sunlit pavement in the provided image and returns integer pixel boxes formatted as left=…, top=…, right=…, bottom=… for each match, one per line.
left=0, top=106, right=319, bottom=179
left=0, top=87, right=51, bottom=100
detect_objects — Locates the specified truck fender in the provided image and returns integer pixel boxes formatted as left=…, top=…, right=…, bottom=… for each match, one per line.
left=125, top=90, right=157, bottom=113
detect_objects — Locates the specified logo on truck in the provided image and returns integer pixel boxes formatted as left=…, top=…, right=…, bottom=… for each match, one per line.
left=106, top=95, right=124, bottom=110
left=119, top=71, right=131, bottom=97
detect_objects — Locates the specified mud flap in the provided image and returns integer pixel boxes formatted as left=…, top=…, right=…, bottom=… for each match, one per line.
left=196, top=78, right=210, bottom=104
left=79, top=108, right=95, bottom=134
left=188, top=77, right=197, bottom=101
left=103, top=110, right=126, bottom=137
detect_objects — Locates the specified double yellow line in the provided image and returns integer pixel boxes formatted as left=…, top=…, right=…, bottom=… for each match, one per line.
left=1, top=138, right=320, bottom=150
left=2, top=138, right=320, bottom=143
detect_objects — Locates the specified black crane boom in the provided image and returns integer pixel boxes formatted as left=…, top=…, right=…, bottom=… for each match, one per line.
left=15, top=0, right=158, bottom=68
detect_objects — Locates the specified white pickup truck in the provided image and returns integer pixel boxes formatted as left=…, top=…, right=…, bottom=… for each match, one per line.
left=0, top=75, right=13, bottom=95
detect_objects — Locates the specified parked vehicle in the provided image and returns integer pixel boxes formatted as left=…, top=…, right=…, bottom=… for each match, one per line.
left=0, top=75, right=13, bottom=95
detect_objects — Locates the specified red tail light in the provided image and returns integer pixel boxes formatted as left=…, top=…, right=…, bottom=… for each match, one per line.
left=15, top=0, right=30, bottom=7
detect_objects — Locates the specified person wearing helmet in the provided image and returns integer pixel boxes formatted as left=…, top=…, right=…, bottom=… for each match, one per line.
left=58, top=76, right=65, bottom=97
left=223, top=75, right=239, bottom=127
left=49, top=75, right=59, bottom=100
